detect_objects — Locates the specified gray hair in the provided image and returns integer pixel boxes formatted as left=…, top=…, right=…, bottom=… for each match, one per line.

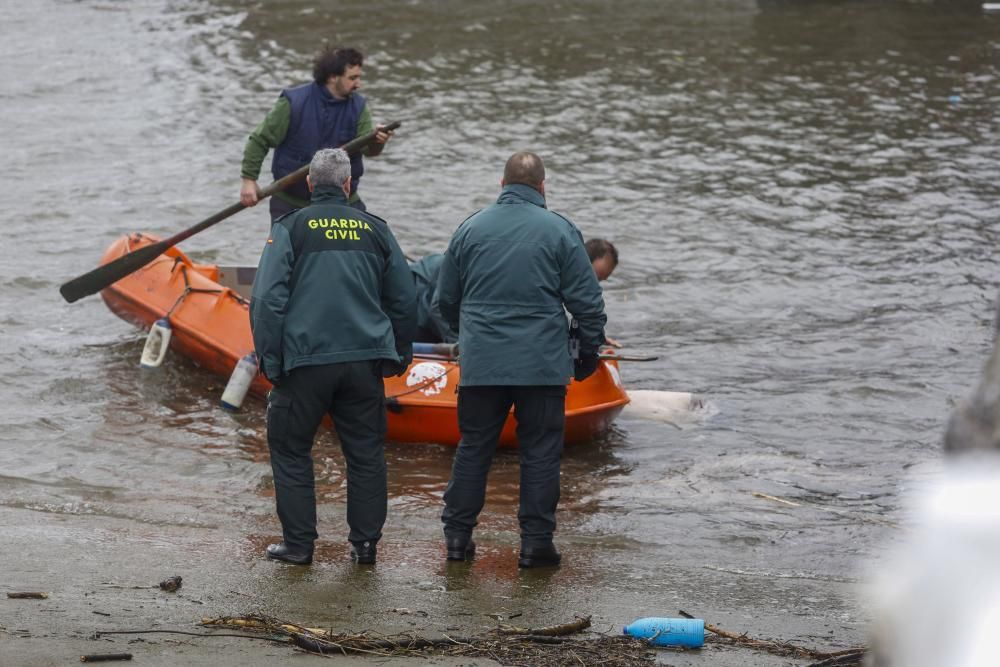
left=309, top=148, right=351, bottom=188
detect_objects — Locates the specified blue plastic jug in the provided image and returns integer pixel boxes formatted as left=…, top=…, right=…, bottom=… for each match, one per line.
left=623, top=617, right=705, bottom=647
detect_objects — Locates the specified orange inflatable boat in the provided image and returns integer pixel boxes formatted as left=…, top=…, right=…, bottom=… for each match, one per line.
left=99, top=233, right=630, bottom=447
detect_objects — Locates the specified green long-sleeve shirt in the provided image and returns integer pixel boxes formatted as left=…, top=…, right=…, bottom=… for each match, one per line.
left=240, top=96, right=377, bottom=207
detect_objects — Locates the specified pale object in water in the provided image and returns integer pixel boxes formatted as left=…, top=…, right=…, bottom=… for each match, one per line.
left=220, top=353, right=258, bottom=411
left=620, top=389, right=715, bottom=427
left=139, top=318, right=172, bottom=368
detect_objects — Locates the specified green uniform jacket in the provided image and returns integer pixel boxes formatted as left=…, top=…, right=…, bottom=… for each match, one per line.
left=437, top=184, right=606, bottom=386
left=410, top=253, right=459, bottom=344
left=249, top=186, right=417, bottom=381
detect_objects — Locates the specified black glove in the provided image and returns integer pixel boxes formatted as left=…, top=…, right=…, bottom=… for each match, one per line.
left=382, top=356, right=411, bottom=378
left=573, top=352, right=600, bottom=382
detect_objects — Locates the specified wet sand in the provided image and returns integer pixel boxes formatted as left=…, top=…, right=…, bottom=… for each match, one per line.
left=2, top=502, right=858, bottom=666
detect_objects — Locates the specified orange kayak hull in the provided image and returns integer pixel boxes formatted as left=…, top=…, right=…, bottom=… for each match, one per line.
left=99, top=234, right=629, bottom=447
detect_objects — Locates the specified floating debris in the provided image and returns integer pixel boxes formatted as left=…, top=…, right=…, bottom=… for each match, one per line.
left=196, top=614, right=655, bottom=666
left=158, top=576, right=182, bottom=593
left=94, top=611, right=864, bottom=665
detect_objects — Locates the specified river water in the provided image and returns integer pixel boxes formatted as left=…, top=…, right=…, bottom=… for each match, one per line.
left=3, top=0, right=999, bottom=664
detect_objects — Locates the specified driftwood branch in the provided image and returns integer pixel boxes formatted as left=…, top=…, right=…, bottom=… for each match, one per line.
left=95, top=629, right=287, bottom=643
left=498, top=615, right=592, bottom=636
left=678, top=610, right=866, bottom=662
left=807, top=651, right=867, bottom=667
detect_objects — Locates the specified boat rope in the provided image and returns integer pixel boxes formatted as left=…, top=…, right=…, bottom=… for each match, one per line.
left=161, top=261, right=226, bottom=320
left=170, top=258, right=250, bottom=305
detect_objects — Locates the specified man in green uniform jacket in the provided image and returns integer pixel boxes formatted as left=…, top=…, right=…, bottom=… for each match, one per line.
left=436, top=151, right=606, bottom=568
left=409, top=238, right=618, bottom=345
left=249, top=148, right=416, bottom=566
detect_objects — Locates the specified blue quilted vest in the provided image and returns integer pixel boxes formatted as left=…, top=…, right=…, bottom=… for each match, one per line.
left=271, top=82, right=366, bottom=201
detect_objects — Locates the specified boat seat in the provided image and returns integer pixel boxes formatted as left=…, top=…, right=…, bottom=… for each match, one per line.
left=216, top=266, right=257, bottom=301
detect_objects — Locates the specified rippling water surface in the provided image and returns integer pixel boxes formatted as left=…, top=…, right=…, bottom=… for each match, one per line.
left=3, top=0, right=999, bottom=654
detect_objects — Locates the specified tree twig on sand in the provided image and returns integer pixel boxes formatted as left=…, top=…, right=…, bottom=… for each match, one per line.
left=99, top=582, right=157, bottom=590
left=679, top=610, right=866, bottom=663
left=95, top=629, right=287, bottom=643
left=80, top=654, right=133, bottom=663
left=806, top=651, right=867, bottom=667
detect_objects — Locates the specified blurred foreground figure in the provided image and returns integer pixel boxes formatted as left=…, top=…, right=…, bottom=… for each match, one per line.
left=867, top=303, right=1000, bottom=667
left=867, top=457, right=1000, bottom=667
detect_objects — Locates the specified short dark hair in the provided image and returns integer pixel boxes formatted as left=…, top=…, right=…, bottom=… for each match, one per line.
left=313, top=46, right=364, bottom=85
left=503, top=152, right=545, bottom=190
left=585, top=238, right=618, bottom=266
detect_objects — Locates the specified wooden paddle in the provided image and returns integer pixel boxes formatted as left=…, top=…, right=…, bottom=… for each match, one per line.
left=59, top=120, right=402, bottom=303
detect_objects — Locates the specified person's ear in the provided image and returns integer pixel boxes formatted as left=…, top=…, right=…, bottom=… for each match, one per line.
left=306, top=174, right=314, bottom=193
left=342, top=175, right=352, bottom=196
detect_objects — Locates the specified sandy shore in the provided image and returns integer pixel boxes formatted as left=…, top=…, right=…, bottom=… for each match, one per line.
left=0, top=502, right=859, bottom=666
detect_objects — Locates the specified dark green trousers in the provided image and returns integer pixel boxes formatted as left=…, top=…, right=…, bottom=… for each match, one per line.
left=266, top=361, right=386, bottom=553
left=442, top=385, right=566, bottom=549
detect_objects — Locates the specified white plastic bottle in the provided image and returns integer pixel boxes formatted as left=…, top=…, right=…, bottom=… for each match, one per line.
left=139, top=318, right=172, bottom=368
left=220, top=352, right=258, bottom=411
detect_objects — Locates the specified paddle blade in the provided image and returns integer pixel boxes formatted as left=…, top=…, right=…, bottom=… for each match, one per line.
left=59, top=240, right=170, bottom=303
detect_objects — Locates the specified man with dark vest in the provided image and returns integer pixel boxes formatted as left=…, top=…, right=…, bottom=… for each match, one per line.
left=436, top=152, right=607, bottom=568
left=240, top=45, right=393, bottom=220
left=249, top=148, right=416, bottom=566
